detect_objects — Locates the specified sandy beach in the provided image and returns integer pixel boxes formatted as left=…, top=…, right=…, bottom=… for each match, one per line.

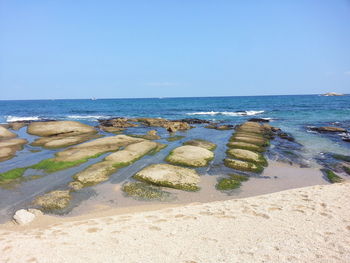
left=1, top=182, right=349, bottom=263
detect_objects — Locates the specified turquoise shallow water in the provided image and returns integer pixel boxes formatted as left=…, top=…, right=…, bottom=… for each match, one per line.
left=1, top=95, right=349, bottom=155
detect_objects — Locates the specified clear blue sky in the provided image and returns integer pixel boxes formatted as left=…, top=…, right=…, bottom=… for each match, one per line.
left=1, top=0, right=349, bottom=99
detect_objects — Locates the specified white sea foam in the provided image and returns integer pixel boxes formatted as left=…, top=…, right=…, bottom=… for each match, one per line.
left=186, top=110, right=265, bottom=116
left=67, top=115, right=110, bottom=120
left=6, top=116, right=41, bottom=122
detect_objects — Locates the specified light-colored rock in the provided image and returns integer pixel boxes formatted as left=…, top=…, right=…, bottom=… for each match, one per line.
left=134, top=164, right=200, bottom=191
left=31, top=134, right=100, bottom=148
left=99, top=126, right=125, bottom=133
left=232, top=136, right=268, bottom=146
left=183, top=139, right=216, bottom=151
left=8, top=122, right=27, bottom=130
left=224, top=158, right=263, bottom=173
left=310, top=126, right=346, bottom=133
left=227, top=141, right=264, bottom=152
left=0, top=138, right=27, bottom=148
left=13, top=209, right=36, bottom=225
left=27, top=121, right=97, bottom=137
left=0, top=138, right=27, bottom=161
left=0, top=126, right=17, bottom=139
left=227, top=148, right=267, bottom=165
left=54, top=135, right=144, bottom=162
left=33, top=190, right=71, bottom=210
left=137, top=118, right=191, bottom=132
left=166, top=145, right=214, bottom=167
left=0, top=147, right=16, bottom=162
left=72, top=141, right=163, bottom=187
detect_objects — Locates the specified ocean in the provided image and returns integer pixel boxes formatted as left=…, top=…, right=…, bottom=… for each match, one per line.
left=1, top=94, right=349, bottom=155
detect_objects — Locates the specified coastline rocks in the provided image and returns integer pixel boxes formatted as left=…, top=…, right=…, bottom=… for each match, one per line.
left=231, top=135, right=268, bottom=146
left=72, top=141, right=163, bottom=187
left=137, top=118, right=191, bottom=132
left=98, top=118, right=139, bottom=129
left=224, top=158, right=263, bottom=173
left=0, top=138, right=27, bottom=162
left=13, top=209, right=36, bottom=225
left=130, top=130, right=161, bottom=140
left=227, top=148, right=267, bottom=166
left=248, top=118, right=270, bottom=123
left=309, top=126, right=346, bottom=133
left=99, top=126, right=125, bottom=133
left=175, top=118, right=211, bottom=124
left=205, top=124, right=234, bottom=130
left=28, top=121, right=97, bottom=137
left=54, top=135, right=143, bottom=162
left=227, top=141, right=264, bottom=152
left=166, top=145, right=214, bottom=167
left=134, top=164, right=200, bottom=191
left=31, top=134, right=100, bottom=149
left=33, top=190, right=71, bottom=210
left=8, top=122, right=27, bottom=130
left=0, top=126, right=17, bottom=139
left=122, top=182, right=173, bottom=201
left=183, top=139, right=216, bottom=151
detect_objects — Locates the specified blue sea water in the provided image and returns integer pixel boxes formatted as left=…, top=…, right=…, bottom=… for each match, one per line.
left=0, top=94, right=350, bottom=156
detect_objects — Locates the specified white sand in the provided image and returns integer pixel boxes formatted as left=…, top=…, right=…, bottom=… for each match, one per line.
left=1, top=182, right=350, bottom=263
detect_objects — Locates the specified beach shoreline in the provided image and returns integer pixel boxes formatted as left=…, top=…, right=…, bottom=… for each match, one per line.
left=1, top=182, right=349, bottom=262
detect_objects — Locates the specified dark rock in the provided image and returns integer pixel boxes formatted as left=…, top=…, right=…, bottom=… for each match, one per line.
left=309, top=126, right=346, bottom=133
left=277, top=132, right=295, bottom=142
left=175, top=118, right=212, bottom=124
left=248, top=118, right=270, bottom=123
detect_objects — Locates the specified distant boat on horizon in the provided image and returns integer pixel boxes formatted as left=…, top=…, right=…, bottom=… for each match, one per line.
left=91, top=97, right=97, bottom=100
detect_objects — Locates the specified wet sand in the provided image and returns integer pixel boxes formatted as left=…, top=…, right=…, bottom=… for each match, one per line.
left=1, top=182, right=349, bottom=263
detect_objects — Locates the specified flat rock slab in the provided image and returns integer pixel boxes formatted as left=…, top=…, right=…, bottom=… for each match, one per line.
left=33, top=190, right=71, bottom=210
left=183, top=139, right=216, bottom=151
left=227, top=141, right=264, bottom=152
left=0, top=138, right=27, bottom=162
left=224, top=158, right=263, bottom=173
left=27, top=121, right=97, bottom=137
left=0, top=126, right=17, bottom=139
left=227, top=148, right=267, bottom=165
left=32, top=134, right=100, bottom=148
left=232, top=136, right=267, bottom=146
left=166, top=145, right=214, bottom=167
left=134, top=164, right=200, bottom=191
left=54, top=135, right=144, bottom=162
left=72, top=141, right=163, bottom=187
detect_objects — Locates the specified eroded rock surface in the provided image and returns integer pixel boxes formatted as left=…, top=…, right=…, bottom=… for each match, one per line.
left=183, top=139, right=216, bottom=151
left=166, top=145, right=214, bottom=167
left=134, top=164, right=200, bottom=191
left=0, top=138, right=27, bottom=161
left=28, top=121, right=97, bottom=137
left=33, top=190, right=71, bottom=210
left=0, top=126, right=17, bottom=139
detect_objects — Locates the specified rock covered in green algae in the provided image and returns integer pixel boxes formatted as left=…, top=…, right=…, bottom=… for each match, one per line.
left=216, top=178, right=241, bottom=190
left=27, top=121, right=97, bottom=137
left=122, top=182, right=173, bottom=201
left=226, top=148, right=267, bottom=166
left=134, top=164, right=200, bottom=191
left=224, top=158, right=263, bottom=173
left=166, top=145, right=214, bottom=167
left=33, top=190, right=71, bottom=210
left=72, top=141, right=165, bottom=187
left=183, top=139, right=216, bottom=151
left=227, top=141, right=264, bottom=152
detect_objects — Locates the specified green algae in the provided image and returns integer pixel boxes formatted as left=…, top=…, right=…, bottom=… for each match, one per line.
left=122, top=182, right=173, bottom=201
left=321, top=169, right=343, bottom=183
left=228, top=173, right=249, bottom=182
left=216, top=178, right=241, bottom=190
left=224, top=158, right=264, bottom=173
left=343, top=166, right=350, bottom=175
left=0, top=168, right=27, bottom=180
left=332, top=154, right=350, bottom=162
left=166, top=135, right=185, bottom=142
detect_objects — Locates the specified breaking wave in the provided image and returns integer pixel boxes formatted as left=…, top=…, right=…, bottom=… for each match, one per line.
left=186, top=110, right=265, bottom=116
left=6, top=116, right=41, bottom=122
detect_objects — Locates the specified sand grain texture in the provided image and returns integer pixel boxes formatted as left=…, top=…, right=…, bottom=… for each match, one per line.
left=1, top=183, right=350, bottom=263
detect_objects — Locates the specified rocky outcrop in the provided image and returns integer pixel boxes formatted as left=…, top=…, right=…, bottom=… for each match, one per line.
left=0, top=138, right=27, bottom=162
left=31, top=134, right=101, bottom=149
left=122, top=182, right=173, bottom=200
left=137, top=118, right=191, bottom=132
left=183, top=139, right=216, bottom=151
left=309, top=126, right=346, bottom=133
left=0, top=126, right=17, bottom=139
left=175, top=118, right=211, bottom=124
left=205, top=124, right=234, bottom=130
left=33, top=190, right=71, bottom=210
left=8, top=122, right=27, bottom=130
left=224, top=158, right=263, bottom=173
left=98, top=118, right=139, bottom=129
left=134, top=164, right=200, bottom=191
left=226, top=148, right=267, bottom=166
left=130, top=130, right=161, bottom=140
left=227, top=141, right=264, bottom=152
left=166, top=145, right=214, bottom=167
left=28, top=121, right=97, bottom=137
left=72, top=141, right=164, bottom=187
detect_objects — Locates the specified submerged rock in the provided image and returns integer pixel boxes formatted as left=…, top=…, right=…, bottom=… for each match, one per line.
left=122, top=182, right=173, bottom=201
left=227, top=141, right=264, bottom=152
left=0, top=126, right=17, bottom=139
left=130, top=130, right=161, bottom=140
left=134, top=164, right=200, bottom=191
left=224, top=158, right=263, bottom=173
left=205, top=124, right=234, bottom=130
left=33, top=190, right=71, bottom=210
left=166, top=145, right=214, bottom=167
left=309, top=126, right=346, bottom=133
left=226, top=148, right=267, bottom=166
left=183, top=139, right=216, bottom=151
left=248, top=118, right=270, bottom=123
left=28, top=121, right=97, bottom=137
